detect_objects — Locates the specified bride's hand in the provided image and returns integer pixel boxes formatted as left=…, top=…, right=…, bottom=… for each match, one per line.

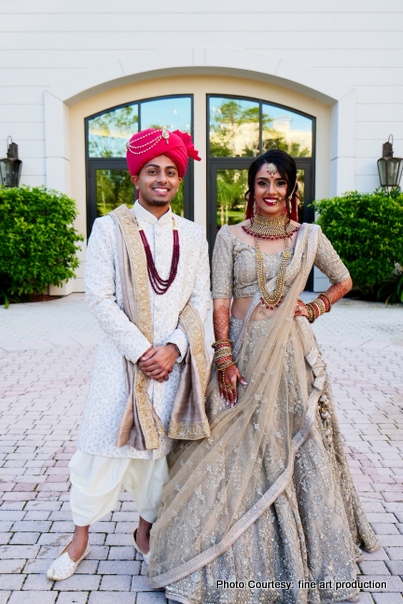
left=219, top=363, right=247, bottom=408
left=294, top=300, right=310, bottom=319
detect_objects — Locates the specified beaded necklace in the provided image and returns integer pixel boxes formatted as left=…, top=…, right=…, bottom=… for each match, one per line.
left=246, top=214, right=294, bottom=309
left=135, top=216, right=180, bottom=295
left=255, top=235, right=291, bottom=310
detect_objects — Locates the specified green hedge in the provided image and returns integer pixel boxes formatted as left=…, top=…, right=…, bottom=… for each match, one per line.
left=0, top=186, right=83, bottom=303
left=313, top=189, right=403, bottom=295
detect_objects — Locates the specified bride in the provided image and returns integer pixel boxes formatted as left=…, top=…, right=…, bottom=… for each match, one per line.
left=147, top=149, right=378, bottom=604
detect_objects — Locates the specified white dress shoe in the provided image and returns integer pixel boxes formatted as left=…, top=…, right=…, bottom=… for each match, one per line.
left=46, top=541, right=91, bottom=581
left=133, top=528, right=150, bottom=564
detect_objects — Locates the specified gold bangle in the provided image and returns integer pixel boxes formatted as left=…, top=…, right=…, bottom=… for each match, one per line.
left=305, top=303, right=316, bottom=323
left=313, top=297, right=326, bottom=316
left=214, top=354, right=233, bottom=364
left=218, top=360, right=236, bottom=372
left=319, top=292, right=332, bottom=312
left=212, top=339, right=232, bottom=348
left=214, top=347, right=233, bottom=359
left=214, top=345, right=232, bottom=355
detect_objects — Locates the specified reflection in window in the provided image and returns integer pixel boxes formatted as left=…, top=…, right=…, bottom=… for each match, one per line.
left=96, top=169, right=135, bottom=216
left=209, top=96, right=313, bottom=158
left=262, top=105, right=312, bottom=157
left=89, top=105, right=139, bottom=158
left=210, top=98, right=259, bottom=157
left=141, top=97, right=191, bottom=133
left=216, top=169, right=248, bottom=229
left=170, top=180, right=185, bottom=217
left=88, top=96, right=192, bottom=158
left=95, top=169, right=185, bottom=219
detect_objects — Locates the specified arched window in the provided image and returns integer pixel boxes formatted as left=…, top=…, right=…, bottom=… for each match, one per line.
left=207, top=95, right=315, bottom=247
left=85, top=95, right=193, bottom=236
left=85, top=93, right=316, bottom=261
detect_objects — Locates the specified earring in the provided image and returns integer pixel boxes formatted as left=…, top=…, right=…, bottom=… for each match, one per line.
left=253, top=198, right=257, bottom=216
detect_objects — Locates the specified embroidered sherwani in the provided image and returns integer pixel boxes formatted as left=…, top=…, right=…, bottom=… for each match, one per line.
left=77, top=201, right=211, bottom=460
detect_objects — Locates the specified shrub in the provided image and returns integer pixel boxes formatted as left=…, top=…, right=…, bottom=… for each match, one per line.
left=0, top=185, right=83, bottom=304
left=376, top=263, right=403, bottom=304
left=313, top=189, right=403, bottom=294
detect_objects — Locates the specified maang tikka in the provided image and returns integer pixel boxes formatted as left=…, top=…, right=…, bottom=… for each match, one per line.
left=266, top=163, right=278, bottom=177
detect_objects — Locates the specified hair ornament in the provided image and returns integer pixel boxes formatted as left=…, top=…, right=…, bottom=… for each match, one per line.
left=266, top=163, right=279, bottom=176
left=288, top=180, right=298, bottom=201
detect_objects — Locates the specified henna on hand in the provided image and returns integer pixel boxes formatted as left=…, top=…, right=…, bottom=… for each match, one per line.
left=213, top=300, right=231, bottom=341
left=325, top=276, right=352, bottom=305
left=219, top=363, right=247, bottom=407
left=294, top=300, right=310, bottom=318
left=213, top=299, right=247, bottom=407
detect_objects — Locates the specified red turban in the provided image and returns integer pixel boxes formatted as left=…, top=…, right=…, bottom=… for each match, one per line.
left=126, top=128, right=201, bottom=178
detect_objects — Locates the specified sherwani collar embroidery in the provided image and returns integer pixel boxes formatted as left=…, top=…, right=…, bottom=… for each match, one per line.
left=132, top=200, right=173, bottom=226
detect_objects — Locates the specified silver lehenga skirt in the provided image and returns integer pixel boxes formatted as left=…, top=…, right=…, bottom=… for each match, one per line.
left=162, top=317, right=378, bottom=604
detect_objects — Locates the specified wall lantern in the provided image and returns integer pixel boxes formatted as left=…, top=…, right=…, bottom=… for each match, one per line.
left=377, top=135, right=403, bottom=191
left=0, top=136, right=23, bottom=187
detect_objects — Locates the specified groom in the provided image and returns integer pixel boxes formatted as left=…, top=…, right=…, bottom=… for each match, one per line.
left=47, top=128, right=211, bottom=581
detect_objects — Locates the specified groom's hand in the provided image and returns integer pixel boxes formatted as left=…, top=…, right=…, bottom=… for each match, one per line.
left=139, top=344, right=180, bottom=382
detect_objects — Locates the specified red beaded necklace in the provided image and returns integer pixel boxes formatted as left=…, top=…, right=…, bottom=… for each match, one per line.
left=135, top=216, right=180, bottom=295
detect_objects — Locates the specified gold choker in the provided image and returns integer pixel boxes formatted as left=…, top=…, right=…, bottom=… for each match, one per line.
left=242, top=213, right=300, bottom=240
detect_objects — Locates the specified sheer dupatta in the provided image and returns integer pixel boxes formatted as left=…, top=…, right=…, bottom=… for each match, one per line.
left=148, top=224, right=333, bottom=587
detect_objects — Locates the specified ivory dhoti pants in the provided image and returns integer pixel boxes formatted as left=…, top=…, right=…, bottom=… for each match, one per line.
left=69, top=450, right=169, bottom=526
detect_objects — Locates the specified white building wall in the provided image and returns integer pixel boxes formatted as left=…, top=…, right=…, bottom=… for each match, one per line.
left=1, top=0, right=402, bottom=191
left=1, top=0, right=402, bottom=293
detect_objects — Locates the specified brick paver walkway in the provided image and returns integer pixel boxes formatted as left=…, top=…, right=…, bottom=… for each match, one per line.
left=1, top=293, right=403, bottom=604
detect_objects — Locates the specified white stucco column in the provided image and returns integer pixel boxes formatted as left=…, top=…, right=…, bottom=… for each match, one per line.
left=44, top=91, right=71, bottom=195
left=330, top=89, right=357, bottom=196
left=313, top=89, right=357, bottom=291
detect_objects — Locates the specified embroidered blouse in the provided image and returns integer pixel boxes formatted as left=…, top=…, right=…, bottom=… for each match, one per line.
left=212, top=224, right=350, bottom=299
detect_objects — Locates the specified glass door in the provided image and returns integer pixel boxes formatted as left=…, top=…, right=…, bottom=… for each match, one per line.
left=207, top=94, right=316, bottom=258
left=87, top=159, right=191, bottom=239
left=208, top=159, right=314, bottom=247
left=208, top=157, right=315, bottom=289
left=86, top=94, right=194, bottom=237
left=208, top=159, right=252, bottom=246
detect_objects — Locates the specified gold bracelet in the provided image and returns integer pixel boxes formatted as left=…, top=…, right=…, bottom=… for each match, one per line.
left=214, top=349, right=233, bottom=361
left=305, top=303, right=316, bottom=323
left=212, top=339, right=232, bottom=348
left=319, top=292, right=332, bottom=312
left=314, top=297, right=326, bottom=316
left=218, top=360, right=236, bottom=372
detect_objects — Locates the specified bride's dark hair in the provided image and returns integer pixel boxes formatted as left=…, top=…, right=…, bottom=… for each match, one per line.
left=245, top=149, right=299, bottom=220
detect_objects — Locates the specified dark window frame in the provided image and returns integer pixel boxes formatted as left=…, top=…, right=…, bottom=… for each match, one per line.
left=206, top=94, right=316, bottom=243
left=206, top=94, right=316, bottom=290
left=207, top=93, right=316, bottom=158
left=85, top=94, right=194, bottom=238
